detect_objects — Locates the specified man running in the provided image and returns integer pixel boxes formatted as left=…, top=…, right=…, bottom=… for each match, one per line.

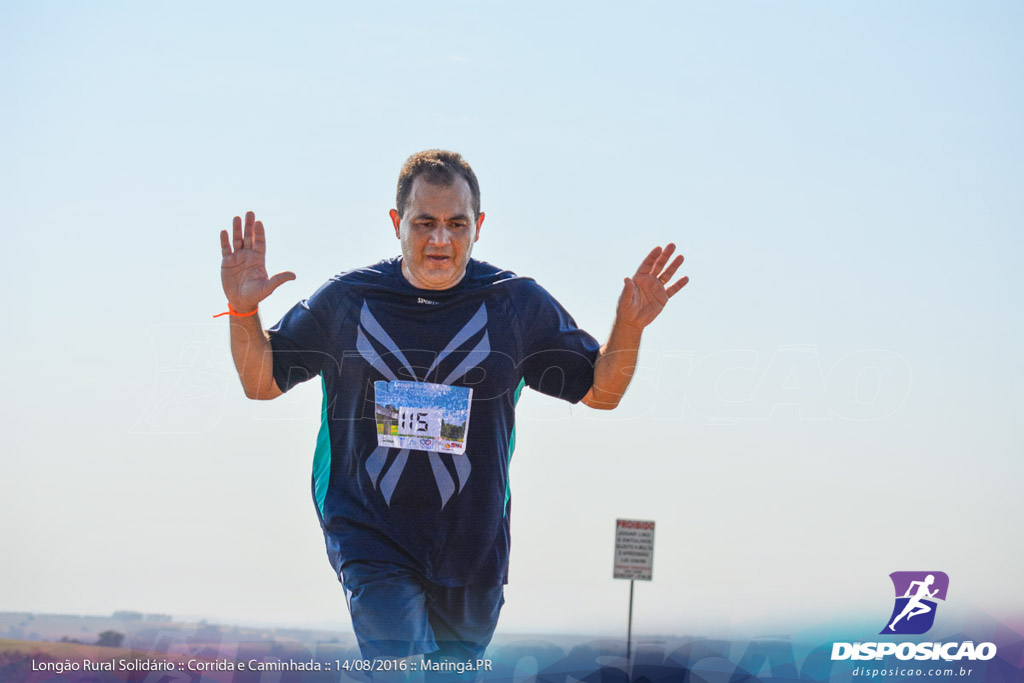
left=889, top=574, right=939, bottom=631
left=218, top=150, right=688, bottom=669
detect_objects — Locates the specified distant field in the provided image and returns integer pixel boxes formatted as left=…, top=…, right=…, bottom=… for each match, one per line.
left=0, top=638, right=202, bottom=662
left=0, top=638, right=140, bottom=659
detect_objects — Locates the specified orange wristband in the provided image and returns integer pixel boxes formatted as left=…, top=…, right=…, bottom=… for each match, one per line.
left=213, top=303, right=258, bottom=318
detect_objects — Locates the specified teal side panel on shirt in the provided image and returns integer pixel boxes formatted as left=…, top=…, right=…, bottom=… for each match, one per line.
left=313, top=373, right=332, bottom=517
left=504, top=378, right=527, bottom=517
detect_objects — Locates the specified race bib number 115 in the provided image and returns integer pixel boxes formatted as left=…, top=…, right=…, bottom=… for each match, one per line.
left=373, top=380, right=472, bottom=455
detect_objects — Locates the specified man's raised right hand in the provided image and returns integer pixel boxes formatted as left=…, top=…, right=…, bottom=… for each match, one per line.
left=220, top=211, right=296, bottom=313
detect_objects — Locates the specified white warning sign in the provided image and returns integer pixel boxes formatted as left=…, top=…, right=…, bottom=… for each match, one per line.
left=613, top=518, right=655, bottom=581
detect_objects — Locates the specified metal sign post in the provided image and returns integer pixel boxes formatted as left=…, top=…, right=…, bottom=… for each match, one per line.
left=613, top=519, right=655, bottom=660
left=627, top=579, right=635, bottom=659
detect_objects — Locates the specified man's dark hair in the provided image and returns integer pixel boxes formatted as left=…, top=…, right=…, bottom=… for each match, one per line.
left=395, top=149, right=481, bottom=219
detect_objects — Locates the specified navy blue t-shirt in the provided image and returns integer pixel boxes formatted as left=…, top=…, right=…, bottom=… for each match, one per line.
left=267, top=257, right=600, bottom=586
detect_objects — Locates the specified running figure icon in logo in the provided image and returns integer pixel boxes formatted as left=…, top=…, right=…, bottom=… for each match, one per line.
left=881, top=571, right=950, bottom=635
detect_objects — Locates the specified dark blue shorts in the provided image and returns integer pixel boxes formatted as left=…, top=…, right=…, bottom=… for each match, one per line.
left=326, top=537, right=504, bottom=662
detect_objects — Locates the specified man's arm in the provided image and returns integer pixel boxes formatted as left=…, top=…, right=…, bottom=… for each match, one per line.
left=581, top=244, right=688, bottom=410
left=220, top=211, right=296, bottom=400
left=903, top=581, right=923, bottom=597
left=228, top=310, right=283, bottom=400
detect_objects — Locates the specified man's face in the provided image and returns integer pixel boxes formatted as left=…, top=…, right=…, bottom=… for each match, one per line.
left=390, top=175, right=484, bottom=290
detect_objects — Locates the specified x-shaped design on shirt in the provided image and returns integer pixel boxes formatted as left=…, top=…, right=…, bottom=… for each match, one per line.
left=356, top=300, right=490, bottom=509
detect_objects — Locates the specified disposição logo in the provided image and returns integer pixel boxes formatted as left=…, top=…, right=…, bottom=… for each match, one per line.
left=881, top=571, right=949, bottom=635
left=831, top=571, right=997, bottom=663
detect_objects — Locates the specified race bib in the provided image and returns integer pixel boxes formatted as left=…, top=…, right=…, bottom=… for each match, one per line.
left=374, top=380, right=472, bottom=454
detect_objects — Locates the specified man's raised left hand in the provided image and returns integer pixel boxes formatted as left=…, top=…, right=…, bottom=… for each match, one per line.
left=616, top=243, right=689, bottom=331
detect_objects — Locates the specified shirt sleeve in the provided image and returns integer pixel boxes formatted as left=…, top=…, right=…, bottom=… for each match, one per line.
left=267, top=284, right=337, bottom=393
left=516, top=281, right=601, bottom=403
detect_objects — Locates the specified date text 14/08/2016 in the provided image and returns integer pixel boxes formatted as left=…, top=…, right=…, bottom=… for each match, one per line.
left=341, top=658, right=494, bottom=674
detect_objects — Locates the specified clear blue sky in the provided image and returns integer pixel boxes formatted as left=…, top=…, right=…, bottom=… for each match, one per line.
left=2, top=1, right=1021, bottom=636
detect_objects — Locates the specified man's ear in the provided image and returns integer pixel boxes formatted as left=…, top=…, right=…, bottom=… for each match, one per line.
left=389, top=209, right=401, bottom=239
left=473, top=211, right=485, bottom=243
